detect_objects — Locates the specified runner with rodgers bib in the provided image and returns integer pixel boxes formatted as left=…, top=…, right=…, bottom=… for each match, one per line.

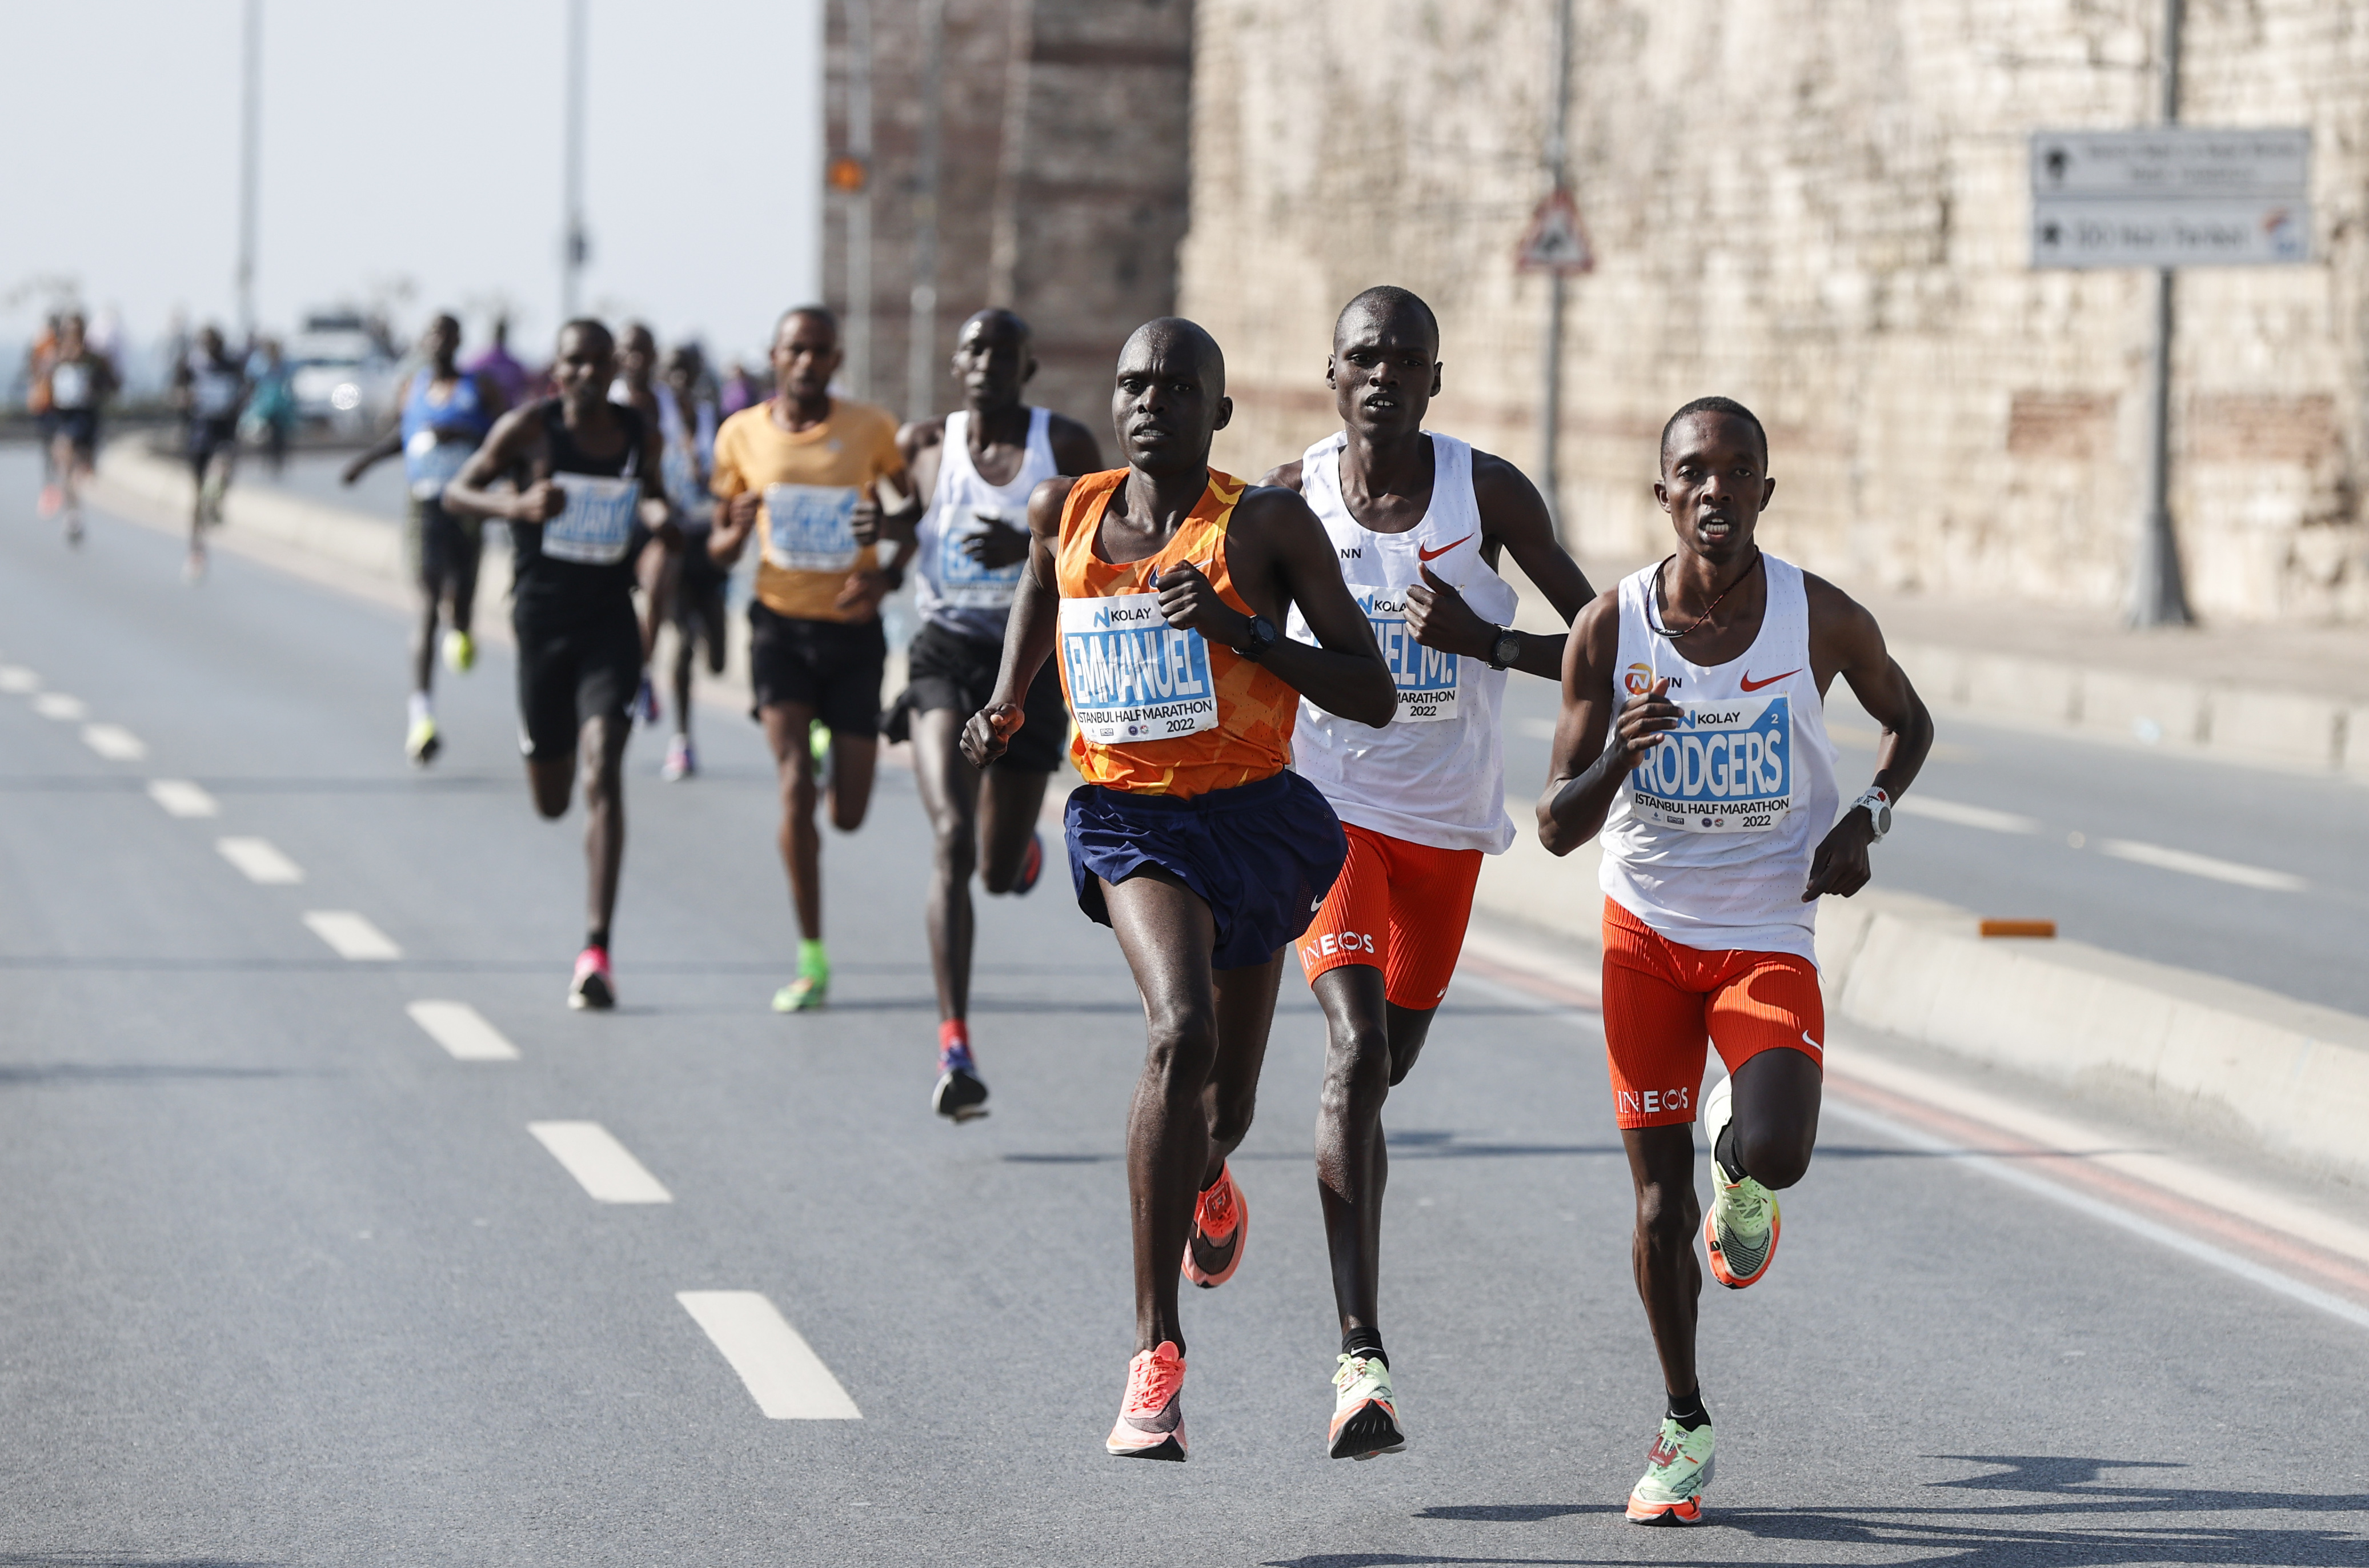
left=1536, top=395, right=1932, bottom=1526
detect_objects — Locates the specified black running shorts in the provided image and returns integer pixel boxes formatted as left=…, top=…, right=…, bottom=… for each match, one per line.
left=514, top=603, right=642, bottom=761
left=748, top=603, right=886, bottom=738
left=903, top=618, right=1067, bottom=773
left=405, top=495, right=484, bottom=601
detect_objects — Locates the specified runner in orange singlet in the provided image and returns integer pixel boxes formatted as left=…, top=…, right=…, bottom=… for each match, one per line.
left=963, top=318, right=1394, bottom=1461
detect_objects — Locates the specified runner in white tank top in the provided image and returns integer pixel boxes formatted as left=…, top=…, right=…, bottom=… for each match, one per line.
left=1538, top=397, right=1933, bottom=1526
left=1266, top=287, right=1597, bottom=1460
left=872, top=309, right=1103, bottom=1124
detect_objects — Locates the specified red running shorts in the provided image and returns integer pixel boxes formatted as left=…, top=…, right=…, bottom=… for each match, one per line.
left=1296, top=823, right=1482, bottom=1009
left=1600, top=896, right=1825, bottom=1130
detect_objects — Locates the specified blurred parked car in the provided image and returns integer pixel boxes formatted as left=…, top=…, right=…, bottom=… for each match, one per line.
left=284, top=311, right=400, bottom=434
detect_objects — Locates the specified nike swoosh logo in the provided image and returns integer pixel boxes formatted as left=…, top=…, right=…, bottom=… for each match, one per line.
left=1739, top=669, right=1800, bottom=692
left=1417, top=534, right=1473, bottom=563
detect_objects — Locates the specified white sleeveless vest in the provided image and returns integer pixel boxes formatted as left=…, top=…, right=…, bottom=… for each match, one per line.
left=1286, top=431, right=1521, bottom=853
left=915, top=406, right=1059, bottom=643
left=1598, top=554, right=1840, bottom=963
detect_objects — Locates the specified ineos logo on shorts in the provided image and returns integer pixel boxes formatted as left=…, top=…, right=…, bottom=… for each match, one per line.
left=1300, top=930, right=1377, bottom=967
left=1615, top=1085, right=1693, bottom=1117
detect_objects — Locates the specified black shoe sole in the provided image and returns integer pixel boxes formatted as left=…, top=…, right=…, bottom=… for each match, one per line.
left=570, top=973, right=615, bottom=1011
left=1328, top=1400, right=1408, bottom=1460
left=932, top=1066, right=989, bottom=1122
left=1108, top=1437, right=1185, bottom=1461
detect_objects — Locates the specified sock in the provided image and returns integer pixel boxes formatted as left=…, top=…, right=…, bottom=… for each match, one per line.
left=1341, top=1326, right=1387, bottom=1368
left=937, top=1018, right=974, bottom=1073
left=407, top=692, right=432, bottom=725
left=799, top=937, right=829, bottom=981
left=1713, top=1121, right=1747, bottom=1185
left=585, top=926, right=609, bottom=953
left=1666, top=1389, right=1710, bottom=1431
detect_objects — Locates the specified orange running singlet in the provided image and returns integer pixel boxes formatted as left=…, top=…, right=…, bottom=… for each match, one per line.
left=1053, top=468, right=1298, bottom=798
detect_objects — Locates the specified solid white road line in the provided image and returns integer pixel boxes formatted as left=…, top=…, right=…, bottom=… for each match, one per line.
left=147, top=779, right=221, bottom=818
left=1897, top=795, right=2039, bottom=835
left=676, top=1292, right=862, bottom=1419
left=0, top=665, right=37, bottom=693
left=1825, top=1098, right=2369, bottom=1333
left=82, top=724, right=147, bottom=761
left=2100, top=837, right=2305, bottom=892
left=405, top=1000, right=520, bottom=1062
left=302, top=910, right=402, bottom=960
left=526, top=1122, right=672, bottom=1204
left=217, top=836, right=303, bottom=884
left=31, top=692, right=86, bottom=721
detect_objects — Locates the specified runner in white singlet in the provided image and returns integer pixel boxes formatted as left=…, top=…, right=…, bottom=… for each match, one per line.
left=872, top=308, right=1103, bottom=1122
left=1538, top=396, right=1934, bottom=1526
left=1261, top=286, right=1596, bottom=1459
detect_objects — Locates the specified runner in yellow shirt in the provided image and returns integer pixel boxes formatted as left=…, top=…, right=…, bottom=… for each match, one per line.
left=709, top=306, right=910, bottom=1011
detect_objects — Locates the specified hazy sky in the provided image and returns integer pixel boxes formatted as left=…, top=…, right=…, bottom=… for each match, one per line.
left=0, top=0, right=823, bottom=366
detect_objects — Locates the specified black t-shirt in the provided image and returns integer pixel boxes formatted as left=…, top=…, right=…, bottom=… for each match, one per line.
left=509, top=399, right=652, bottom=624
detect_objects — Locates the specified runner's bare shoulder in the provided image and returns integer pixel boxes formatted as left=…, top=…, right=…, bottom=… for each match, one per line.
left=1024, top=472, right=1077, bottom=537
left=1256, top=458, right=1307, bottom=492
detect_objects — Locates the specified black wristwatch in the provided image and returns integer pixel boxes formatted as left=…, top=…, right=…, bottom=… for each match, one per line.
left=1232, top=613, right=1280, bottom=661
left=1486, top=627, right=1522, bottom=671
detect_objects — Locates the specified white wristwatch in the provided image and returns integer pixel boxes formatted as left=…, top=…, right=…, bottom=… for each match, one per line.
left=1853, top=786, right=1892, bottom=841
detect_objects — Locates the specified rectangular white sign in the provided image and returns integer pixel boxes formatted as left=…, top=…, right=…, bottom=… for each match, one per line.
left=2031, top=198, right=2311, bottom=268
left=2031, top=128, right=2310, bottom=198
left=2031, top=127, right=2311, bottom=268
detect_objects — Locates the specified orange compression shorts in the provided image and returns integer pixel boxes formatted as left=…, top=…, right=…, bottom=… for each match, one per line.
left=1296, top=823, right=1483, bottom=1010
left=1599, top=897, right=1825, bottom=1130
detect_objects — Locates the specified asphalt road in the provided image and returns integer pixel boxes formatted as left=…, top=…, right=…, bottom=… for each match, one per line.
left=2, top=464, right=2365, bottom=1565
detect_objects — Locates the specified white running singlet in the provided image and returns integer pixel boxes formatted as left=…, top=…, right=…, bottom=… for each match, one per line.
left=915, top=407, right=1059, bottom=643
left=1598, top=554, right=1840, bottom=963
left=1287, top=431, right=1521, bottom=853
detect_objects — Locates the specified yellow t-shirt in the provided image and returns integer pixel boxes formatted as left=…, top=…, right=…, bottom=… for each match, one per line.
left=711, top=396, right=907, bottom=621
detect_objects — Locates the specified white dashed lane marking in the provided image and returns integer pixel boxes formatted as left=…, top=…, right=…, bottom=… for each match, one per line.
left=1897, top=796, right=2039, bottom=835
left=527, top=1122, right=672, bottom=1204
left=147, top=779, right=221, bottom=818
left=302, top=911, right=402, bottom=960
left=0, top=665, right=37, bottom=693
left=217, top=837, right=303, bottom=884
left=31, top=693, right=86, bottom=721
left=82, top=724, right=147, bottom=761
left=406, top=1000, right=520, bottom=1061
left=2100, top=838, right=2305, bottom=893
left=676, top=1292, right=862, bottom=1419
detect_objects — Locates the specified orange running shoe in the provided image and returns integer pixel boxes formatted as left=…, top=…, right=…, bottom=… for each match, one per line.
left=1105, top=1341, right=1187, bottom=1460
left=1182, top=1164, right=1248, bottom=1288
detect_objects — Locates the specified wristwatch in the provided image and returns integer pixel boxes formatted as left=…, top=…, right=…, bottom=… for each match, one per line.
left=1232, top=613, right=1280, bottom=661
left=1853, top=786, right=1893, bottom=841
left=1486, top=627, right=1522, bottom=671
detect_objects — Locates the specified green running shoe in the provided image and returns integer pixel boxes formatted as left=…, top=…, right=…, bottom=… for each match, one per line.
left=443, top=628, right=476, bottom=673
left=809, top=718, right=831, bottom=764
left=1328, top=1353, right=1406, bottom=1459
left=1701, top=1075, right=1780, bottom=1288
left=1626, top=1417, right=1713, bottom=1525
left=406, top=715, right=440, bottom=767
left=772, top=973, right=828, bottom=1012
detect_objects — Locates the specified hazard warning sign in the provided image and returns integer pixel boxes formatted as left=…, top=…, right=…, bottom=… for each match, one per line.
left=1517, top=187, right=1594, bottom=274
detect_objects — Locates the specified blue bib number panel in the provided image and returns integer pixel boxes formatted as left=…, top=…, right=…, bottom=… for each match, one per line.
left=1359, top=588, right=1460, bottom=724
left=764, top=483, right=860, bottom=573
left=935, top=506, right=1028, bottom=609
left=1059, top=592, right=1218, bottom=744
left=543, top=475, right=639, bottom=565
left=404, top=429, right=472, bottom=500
left=1628, top=695, right=1794, bottom=832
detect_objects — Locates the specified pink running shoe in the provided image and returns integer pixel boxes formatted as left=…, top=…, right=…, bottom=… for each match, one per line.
left=1105, top=1341, right=1186, bottom=1460
left=568, top=946, right=615, bottom=1011
left=1182, top=1164, right=1248, bottom=1289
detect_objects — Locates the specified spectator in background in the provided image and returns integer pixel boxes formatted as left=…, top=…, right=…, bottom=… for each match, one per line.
left=465, top=315, right=538, bottom=407
left=244, top=338, right=299, bottom=476
left=718, top=358, right=765, bottom=416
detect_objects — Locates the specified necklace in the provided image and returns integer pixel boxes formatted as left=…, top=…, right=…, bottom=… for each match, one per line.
left=1647, top=548, right=1763, bottom=640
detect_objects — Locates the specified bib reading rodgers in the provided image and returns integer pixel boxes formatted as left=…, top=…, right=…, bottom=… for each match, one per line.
left=1359, top=589, right=1460, bottom=723
left=1059, top=592, right=1217, bottom=743
left=1629, top=695, right=1794, bottom=832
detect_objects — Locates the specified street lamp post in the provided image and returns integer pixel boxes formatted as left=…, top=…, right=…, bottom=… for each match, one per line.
left=2129, top=0, right=2193, bottom=628
left=844, top=0, right=875, bottom=398
left=561, top=0, right=588, bottom=323
left=905, top=0, right=945, bottom=423
left=236, top=0, right=261, bottom=342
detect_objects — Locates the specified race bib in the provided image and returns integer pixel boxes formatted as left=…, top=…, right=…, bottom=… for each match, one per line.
left=49, top=362, right=89, bottom=408
left=764, top=483, right=860, bottom=572
left=193, top=371, right=240, bottom=419
left=1059, top=592, right=1217, bottom=744
left=542, top=474, right=639, bottom=565
left=934, top=506, right=1027, bottom=609
left=1628, top=696, right=1794, bottom=832
left=1360, top=589, right=1460, bottom=723
left=404, top=429, right=472, bottom=500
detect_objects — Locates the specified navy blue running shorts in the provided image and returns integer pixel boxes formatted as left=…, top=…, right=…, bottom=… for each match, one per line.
left=1065, top=769, right=1348, bottom=971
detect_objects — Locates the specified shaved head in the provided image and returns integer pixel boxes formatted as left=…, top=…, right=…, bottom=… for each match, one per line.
left=961, top=307, right=1031, bottom=346
left=1333, top=286, right=1438, bottom=356
left=1119, top=316, right=1225, bottom=397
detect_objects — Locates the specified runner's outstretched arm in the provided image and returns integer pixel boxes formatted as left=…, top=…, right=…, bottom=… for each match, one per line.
left=1536, top=595, right=1681, bottom=855
left=1799, top=580, right=1933, bottom=900
left=961, top=474, right=1072, bottom=767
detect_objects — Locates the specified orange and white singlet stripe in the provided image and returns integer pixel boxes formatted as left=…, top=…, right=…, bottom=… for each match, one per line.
left=1053, top=468, right=1298, bottom=799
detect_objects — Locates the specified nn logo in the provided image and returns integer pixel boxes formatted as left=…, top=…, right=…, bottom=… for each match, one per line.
left=1339, top=547, right=1362, bottom=560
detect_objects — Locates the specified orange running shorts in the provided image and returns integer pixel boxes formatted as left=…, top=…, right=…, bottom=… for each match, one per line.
left=1296, top=823, right=1482, bottom=1009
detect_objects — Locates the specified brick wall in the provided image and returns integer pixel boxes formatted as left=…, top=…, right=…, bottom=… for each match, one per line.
left=1179, top=0, right=2369, bottom=623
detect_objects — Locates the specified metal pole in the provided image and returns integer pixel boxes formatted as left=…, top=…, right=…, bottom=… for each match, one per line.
left=905, top=0, right=945, bottom=423
left=561, top=0, right=588, bottom=322
left=235, top=0, right=261, bottom=342
left=845, top=0, right=875, bottom=398
left=2129, top=0, right=2192, bottom=627
left=1537, top=0, right=1574, bottom=542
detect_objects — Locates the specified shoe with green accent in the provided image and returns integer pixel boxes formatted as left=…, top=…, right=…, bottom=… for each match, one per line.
left=1700, top=1075, right=1781, bottom=1289
left=406, top=715, right=440, bottom=767
left=773, top=941, right=831, bottom=1012
left=1328, top=1353, right=1406, bottom=1459
left=443, top=628, right=476, bottom=673
left=809, top=718, right=831, bottom=763
left=1626, top=1417, right=1713, bottom=1525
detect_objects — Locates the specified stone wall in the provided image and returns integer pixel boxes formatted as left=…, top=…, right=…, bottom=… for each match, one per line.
left=1180, top=0, right=2369, bottom=623
left=823, top=0, right=1192, bottom=441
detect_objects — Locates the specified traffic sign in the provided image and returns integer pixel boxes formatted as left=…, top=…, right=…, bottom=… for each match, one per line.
left=2031, top=127, right=2310, bottom=268
left=1517, top=187, right=1594, bottom=274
